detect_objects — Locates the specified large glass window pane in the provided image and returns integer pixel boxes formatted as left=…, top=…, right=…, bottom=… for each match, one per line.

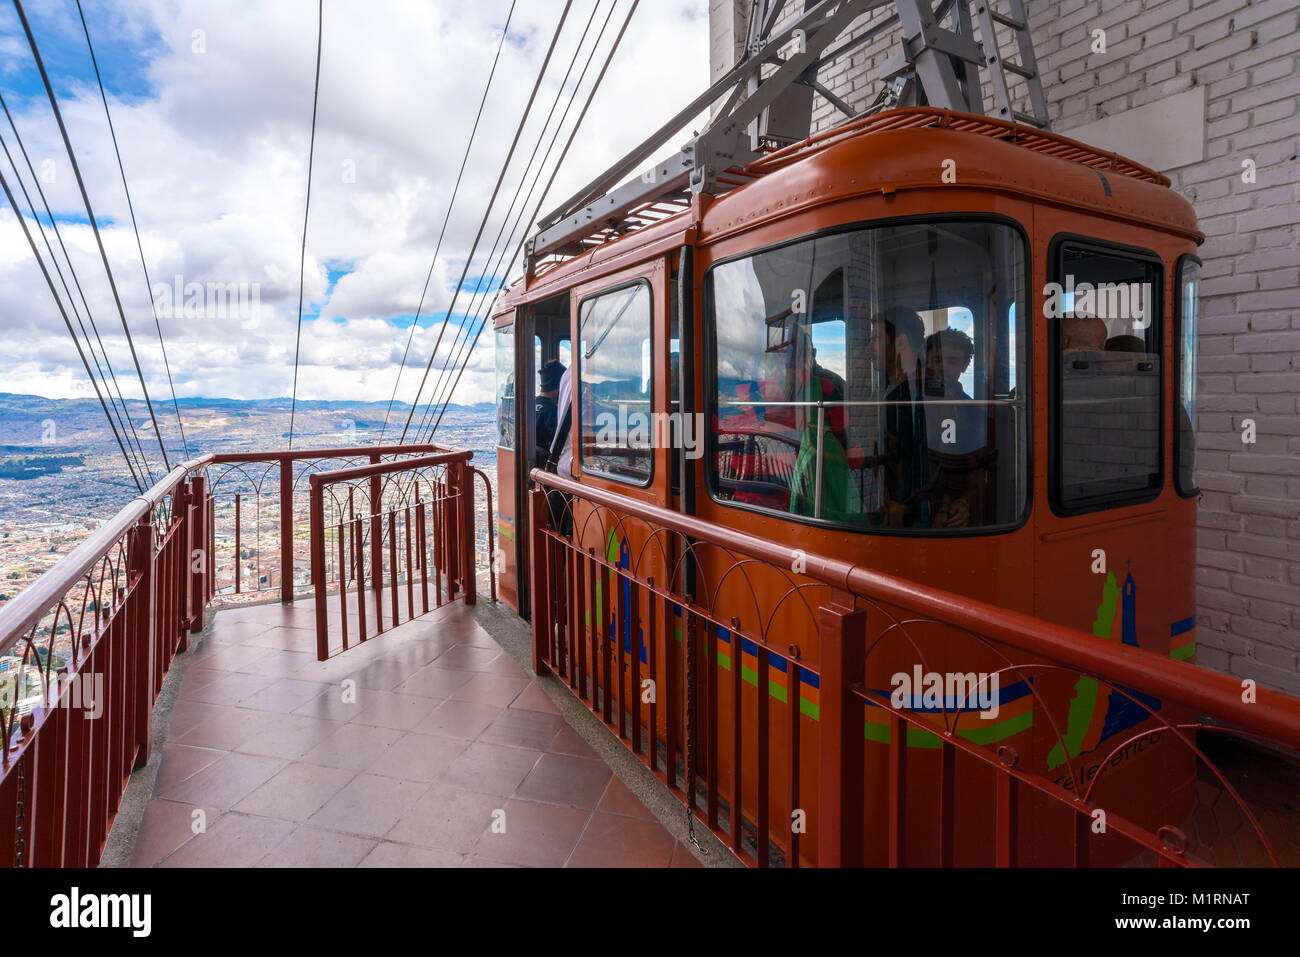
left=1176, top=257, right=1200, bottom=496
left=708, top=220, right=1028, bottom=532
left=495, top=325, right=515, bottom=450
left=1052, top=243, right=1163, bottom=510
left=579, top=282, right=653, bottom=484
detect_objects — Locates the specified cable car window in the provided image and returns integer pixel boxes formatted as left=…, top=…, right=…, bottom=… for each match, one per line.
left=495, top=325, right=515, bottom=450
left=578, top=281, right=653, bottom=485
left=707, top=219, right=1028, bottom=533
left=1050, top=241, right=1163, bottom=512
left=1175, top=256, right=1200, bottom=497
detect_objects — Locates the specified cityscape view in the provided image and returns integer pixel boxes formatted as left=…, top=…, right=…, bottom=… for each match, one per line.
left=0, top=392, right=498, bottom=607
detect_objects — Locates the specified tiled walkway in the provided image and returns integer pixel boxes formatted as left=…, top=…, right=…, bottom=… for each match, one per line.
left=129, top=600, right=702, bottom=867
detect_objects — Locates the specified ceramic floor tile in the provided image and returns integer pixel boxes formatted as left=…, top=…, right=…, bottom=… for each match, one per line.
left=358, top=841, right=465, bottom=868
left=154, top=744, right=226, bottom=794
left=415, top=699, right=502, bottom=740
left=515, top=752, right=611, bottom=809
left=293, top=686, right=366, bottom=723
left=165, top=700, right=229, bottom=736
left=471, top=799, right=591, bottom=868
left=544, top=725, right=600, bottom=759
left=234, top=713, right=343, bottom=759
left=479, top=708, right=566, bottom=751
left=173, top=706, right=277, bottom=751
left=184, top=672, right=280, bottom=707
left=449, top=673, right=531, bottom=708
left=237, top=677, right=335, bottom=713
left=349, top=690, right=442, bottom=730
left=159, top=751, right=288, bottom=809
left=670, top=841, right=705, bottom=868
left=233, top=762, right=357, bottom=822
left=595, top=776, right=656, bottom=820
left=385, top=783, right=503, bottom=854
left=441, top=741, right=542, bottom=796
left=160, top=812, right=296, bottom=868
left=256, top=826, right=377, bottom=867
left=367, top=732, right=468, bottom=782
left=235, top=649, right=319, bottom=678
left=508, top=681, right=560, bottom=713
left=130, top=799, right=219, bottom=867
left=433, top=644, right=505, bottom=672
left=299, top=723, right=404, bottom=770
left=566, top=812, right=675, bottom=867
left=397, top=664, right=477, bottom=699
left=306, top=773, right=428, bottom=838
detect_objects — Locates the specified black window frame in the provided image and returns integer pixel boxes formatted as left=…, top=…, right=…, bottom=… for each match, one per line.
left=575, top=277, right=655, bottom=488
left=1174, top=253, right=1202, bottom=499
left=494, top=321, right=516, bottom=454
left=702, top=212, right=1034, bottom=538
left=1047, top=234, right=1166, bottom=517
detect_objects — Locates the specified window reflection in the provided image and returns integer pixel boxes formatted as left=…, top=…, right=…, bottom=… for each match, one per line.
left=708, top=221, right=1028, bottom=532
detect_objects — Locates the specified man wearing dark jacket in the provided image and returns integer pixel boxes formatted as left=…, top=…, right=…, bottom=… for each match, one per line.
left=534, top=359, right=564, bottom=470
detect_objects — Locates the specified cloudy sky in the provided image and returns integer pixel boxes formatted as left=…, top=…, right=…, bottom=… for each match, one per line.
left=0, top=0, right=710, bottom=423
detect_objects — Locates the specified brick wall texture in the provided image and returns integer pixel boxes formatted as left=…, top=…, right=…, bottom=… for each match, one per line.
left=714, top=0, right=1300, bottom=692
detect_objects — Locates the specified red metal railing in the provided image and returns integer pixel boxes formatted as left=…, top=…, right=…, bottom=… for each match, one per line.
left=0, top=455, right=215, bottom=867
left=307, top=451, right=478, bottom=661
left=0, top=441, right=492, bottom=867
left=208, top=444, right=450, bottom=603
left=528, top=469, right=1300, bottom=868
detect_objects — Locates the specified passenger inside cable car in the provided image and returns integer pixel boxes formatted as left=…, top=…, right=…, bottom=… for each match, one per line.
left=711, top=218, right=1025, bottom=533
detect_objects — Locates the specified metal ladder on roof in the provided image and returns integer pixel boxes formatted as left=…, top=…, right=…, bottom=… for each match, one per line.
left=886, top=0, right=1050, bottom=128
left=525, top=0, right=1054, bottom=270
left=970, top=0, right=1051, bottom=127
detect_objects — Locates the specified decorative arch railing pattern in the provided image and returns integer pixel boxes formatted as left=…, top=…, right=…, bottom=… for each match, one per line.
left=0, top=442, right=490, bottom=868
left=0, top=455, right=214, bottom=867
left=207, top=444, right=451, bottom=602
left=527, top=469, right=1300, bottom=868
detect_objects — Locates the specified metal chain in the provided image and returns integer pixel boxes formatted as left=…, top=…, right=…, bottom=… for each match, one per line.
left=13, top=757, right=26, bottom=868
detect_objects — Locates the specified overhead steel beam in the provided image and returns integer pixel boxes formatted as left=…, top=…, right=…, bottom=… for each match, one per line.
left=536, top=0, right=869, bottom=233
left=526, top=0, right=1051, bottom=268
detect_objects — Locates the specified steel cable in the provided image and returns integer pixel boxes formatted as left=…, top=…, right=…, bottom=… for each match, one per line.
left=76, top=0, right=191, bottom=459
left=412, top=0, right=612, bottom=441
left=396, top=0, right=576, bottom=443
left=376, top=0, right=519, bottom=444
left=287, top=0, right=324, bottom=451
left=0, top=157, right=144, bottom=492
left=13, top=0, right=171, bottom=472
left=422, top=0, right=640, bottom=441
left=0, top=88, right=154, bottom=484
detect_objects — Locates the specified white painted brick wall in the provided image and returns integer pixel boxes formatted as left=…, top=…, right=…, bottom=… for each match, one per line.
left=712, top=0, right=1300, bottom=693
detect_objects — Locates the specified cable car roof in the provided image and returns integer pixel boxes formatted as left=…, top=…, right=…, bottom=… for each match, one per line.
left=498, top=107, right=1200, bottom=316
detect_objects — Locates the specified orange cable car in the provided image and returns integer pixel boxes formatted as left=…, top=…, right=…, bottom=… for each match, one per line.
left=491, top=107, right=1204, bottom=865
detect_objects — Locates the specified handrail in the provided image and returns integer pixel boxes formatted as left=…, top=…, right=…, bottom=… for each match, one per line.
left=0, top=453, right=214, bottom=655
left=308, top=448, right=478, bottom=660
left=212, top=442, right=449, bottom=464
left=530, top=468, right=1300, bottom=752
left=0, top=446, right=456, bottom=650
left=305, top=450, right=471, bottom=489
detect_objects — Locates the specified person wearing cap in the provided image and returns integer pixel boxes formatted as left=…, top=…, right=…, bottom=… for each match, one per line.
left=534, top=359, right=565, bottom=470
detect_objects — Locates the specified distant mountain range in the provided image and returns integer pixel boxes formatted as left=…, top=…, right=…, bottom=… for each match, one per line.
left=0, top=392, right=495, bottom=414
left=0, top=392, right=495, bottom=451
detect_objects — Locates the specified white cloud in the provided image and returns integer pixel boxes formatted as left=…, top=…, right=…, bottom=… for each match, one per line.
left=0, top=0, right=710, bottom=413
